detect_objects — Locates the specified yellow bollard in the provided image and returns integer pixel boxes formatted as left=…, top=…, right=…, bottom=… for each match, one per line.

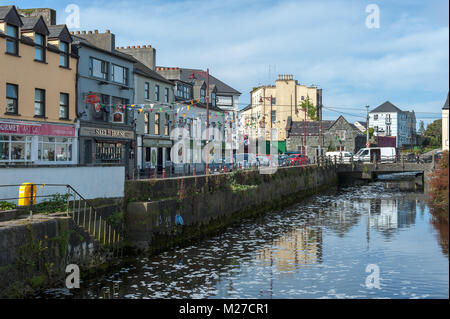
left=18, top=183, right=36, bottom=206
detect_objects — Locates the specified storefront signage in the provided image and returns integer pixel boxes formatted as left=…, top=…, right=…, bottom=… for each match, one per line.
left=143, top=138, right=172, bottom=148
left=0, top=121, right=75, bottom=136
left=216, top=95, right=233, bottom=107
left=80, top=126, right=134, bottom=139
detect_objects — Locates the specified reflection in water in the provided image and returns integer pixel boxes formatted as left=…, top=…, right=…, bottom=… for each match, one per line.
left=35, top=175, right=449, bottom=299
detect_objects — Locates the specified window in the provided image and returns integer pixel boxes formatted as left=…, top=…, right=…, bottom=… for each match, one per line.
left=111, top=97, right=127, bottom=123
left=38, top=137, right=73, bottom=162
left=271, top=110, right=276, bottom=123
left=6, top=84, right=18, bottom=114
left=164, top=114, right=170, bottom=136
left=90, top=58, right=108, bottom=80
left=183, top=86, right=191, bottom=99
left=59, top=41, right=69, bottom=67
left=200, top=88, right=206, bottom=103
left=60, top=93, right=69, bottom=119
left=5, top=24, right=18, bottom=55
left=34, top=33, right=45, bottom=61
left=336, top=130, right=346, bottom=141
left=95, top=142, right=122, bottom=161
left=164, top=87, right=169, bottom=103
left=112, top=64, right=128, bottom=85
left=144, top=82, right=150, bottom=99
left=155, top=85, right=160, bottom=101
left=301, top=96, right=305, bottom=101
left=272, top=97, right=276, bottom=105
left=144, top=112, right=149, bottom=134
left=177, top=84, right=183, bottom=97
left=374, top=114, right=378, bottom=120
left=34, top=89, right=45, bottom=117
left=0, top=136, right=32, bottom=162
left=154, top=113, right=160, bottom=135
left=212, top=92, right=216, bottom=106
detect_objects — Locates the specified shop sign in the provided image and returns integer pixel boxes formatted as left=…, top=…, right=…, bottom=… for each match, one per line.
left=0, top=121, right=75, bottom=136
left=80, top=126, right=134, bottom=139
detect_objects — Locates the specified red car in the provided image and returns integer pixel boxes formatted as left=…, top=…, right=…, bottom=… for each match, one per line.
left=288, top=154, right=308, bottom=165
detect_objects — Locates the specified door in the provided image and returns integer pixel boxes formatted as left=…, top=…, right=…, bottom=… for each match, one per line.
left=157, top=147, right=163, bottom=173
left=84, top=140, right=92, bottom=164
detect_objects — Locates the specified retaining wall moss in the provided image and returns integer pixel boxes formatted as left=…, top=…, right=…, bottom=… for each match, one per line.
left=125, top=165, right=338, bottom=253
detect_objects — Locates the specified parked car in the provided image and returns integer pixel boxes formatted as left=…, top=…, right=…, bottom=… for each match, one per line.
left=325, top=151, right=354, bottom=163
left=234, top=153, right=258, bottom=168
left=288, top=154, right=308, bottom=165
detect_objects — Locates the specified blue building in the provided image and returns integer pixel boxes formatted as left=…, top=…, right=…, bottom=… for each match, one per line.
left=71, top=30, right=136, bottom=176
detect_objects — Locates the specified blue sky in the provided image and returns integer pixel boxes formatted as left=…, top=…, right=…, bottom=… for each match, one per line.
left=7, top=0, right=449, bottom=126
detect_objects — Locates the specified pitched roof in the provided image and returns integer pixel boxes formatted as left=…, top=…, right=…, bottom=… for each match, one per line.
left=134, top=60, right=174, bottom=85
left=370, top=101, right=403, bottom=113
left=48, top=24, right=72, bottom=42
left=443, top=93, right=449, bottom=110
left=159, top=67, right=241, bottom=95
left=21, top=16, right=49, bottom=35
left=72, top=35, right=137, bottom=63
left=0, top=5, right=23, bottom=26
left=288, top=120, right=335, bottom=136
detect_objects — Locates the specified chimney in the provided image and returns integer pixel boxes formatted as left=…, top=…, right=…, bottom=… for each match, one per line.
left=18, top=8, right=56, bottom=26
left=75, top=30, right=116, bottom=52
left=116, top=44, right=156, bottom=71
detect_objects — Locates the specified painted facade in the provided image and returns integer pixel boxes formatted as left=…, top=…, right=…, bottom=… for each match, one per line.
left=0, top=6, right=78, bottom=165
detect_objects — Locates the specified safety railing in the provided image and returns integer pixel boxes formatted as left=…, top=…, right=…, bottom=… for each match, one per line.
left=0, top=184, right=123, bottom=256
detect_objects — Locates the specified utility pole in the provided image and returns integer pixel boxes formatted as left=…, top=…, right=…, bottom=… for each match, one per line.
left=304, top=103, right=306, bottom=156
left=206, top=68, right=210, bottom=174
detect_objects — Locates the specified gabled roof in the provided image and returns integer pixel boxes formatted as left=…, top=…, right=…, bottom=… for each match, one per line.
left=370, top=101, right=403, bottom=113
left=0, top=5, right=23, bottom=26
left=443, top=93, right=449, bottom=110
left=48, top=24, right=72, bottom=43
left=21, top=16, right=49, bottom=35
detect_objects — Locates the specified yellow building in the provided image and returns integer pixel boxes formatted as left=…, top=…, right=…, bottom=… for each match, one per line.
left=442, top=93, right=449, bottom=151
left=240, top=75, right=322, bottom=153
left=0, top=5, right=78, bottom=164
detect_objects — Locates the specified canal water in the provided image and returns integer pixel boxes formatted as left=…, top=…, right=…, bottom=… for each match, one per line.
left=37, top=173, right=449, bottom=299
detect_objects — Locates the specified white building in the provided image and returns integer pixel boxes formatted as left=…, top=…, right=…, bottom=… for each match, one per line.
left=368, top=101, right=416, bottom=148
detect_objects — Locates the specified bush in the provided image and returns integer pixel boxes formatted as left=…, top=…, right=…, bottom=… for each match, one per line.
left=428, top=151, right=449, bottom=223
left=0, top=201, right=17, bottom=211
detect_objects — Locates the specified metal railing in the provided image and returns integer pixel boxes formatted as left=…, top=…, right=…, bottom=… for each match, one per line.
left=0, top=184, right=123, bottom=256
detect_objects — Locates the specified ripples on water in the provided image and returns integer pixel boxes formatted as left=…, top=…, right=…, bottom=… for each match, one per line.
left=37, top=174, right=449, bottom=299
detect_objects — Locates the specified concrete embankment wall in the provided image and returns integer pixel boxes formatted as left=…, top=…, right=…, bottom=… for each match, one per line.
left=0, top=214, right=119, bottom=298
left=125, top=165, right=338, bottom=253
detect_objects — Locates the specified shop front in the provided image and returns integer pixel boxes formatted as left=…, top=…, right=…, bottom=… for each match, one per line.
left=0, top=120, right=77, bottom=165
left=141, top=137, right=172, bottom=172
left=78, top=123, right=135, bottom=175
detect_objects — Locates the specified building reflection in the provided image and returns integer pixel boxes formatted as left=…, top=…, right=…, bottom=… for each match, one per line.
left=256, top=226, right=323, bottom=275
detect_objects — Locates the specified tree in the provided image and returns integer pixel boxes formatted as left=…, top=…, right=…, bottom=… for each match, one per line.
left=423, top=119, right=442, bottom=148
left=363, top=127, right=375, bottom=138
left=299, top=96, right=318, bottom=121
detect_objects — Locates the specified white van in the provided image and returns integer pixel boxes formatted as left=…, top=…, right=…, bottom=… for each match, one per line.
left=355, top=147, right=396, bottom=163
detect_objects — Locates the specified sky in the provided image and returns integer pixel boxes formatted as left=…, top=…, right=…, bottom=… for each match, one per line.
left=7, top=0, right=449, bottom=126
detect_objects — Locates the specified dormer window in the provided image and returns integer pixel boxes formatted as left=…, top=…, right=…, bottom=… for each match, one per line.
left=5, top=24, right=19, bottom=55
left=35, top=33, right=45, bottom=62
left=59, top=41, right=69, bottom=67
left=212, top=92, right=216, bottom=107
left=200, top=88, right=206, bottom=103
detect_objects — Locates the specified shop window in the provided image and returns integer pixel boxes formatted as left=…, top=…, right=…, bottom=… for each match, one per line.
left=0, top=135, right=32, bottom=162
left=38, top=137, right=73, bottom=162
left=95, top=142, right=123, bottom=161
